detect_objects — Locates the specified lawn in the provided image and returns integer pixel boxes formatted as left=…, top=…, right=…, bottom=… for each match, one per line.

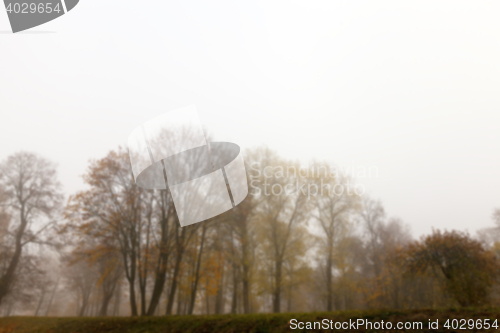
left=1, top=308, right=499, bottom=332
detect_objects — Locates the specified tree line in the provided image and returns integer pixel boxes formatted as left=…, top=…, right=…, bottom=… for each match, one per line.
left=1, top=148, right=499, bottom=317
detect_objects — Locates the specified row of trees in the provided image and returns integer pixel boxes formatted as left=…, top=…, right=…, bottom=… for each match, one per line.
left=1, top=148, right=499, bottom=316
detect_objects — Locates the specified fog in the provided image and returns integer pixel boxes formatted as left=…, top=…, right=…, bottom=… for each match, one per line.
left=1, top=0, right=500, bottom=238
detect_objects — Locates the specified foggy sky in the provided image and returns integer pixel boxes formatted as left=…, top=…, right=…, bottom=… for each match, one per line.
left=1, top=0, right=499, bottom=237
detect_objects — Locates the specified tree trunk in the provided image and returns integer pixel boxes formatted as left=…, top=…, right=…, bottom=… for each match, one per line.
left=166, top=228, right=185, bottom=315
left=44, top=278, right=59, bottom=316
left=287, top=284, right=292, bottom=312
left=165, top=258, right=180, bottom=315
left=112, top=285, right=121, bottom=316
left=99, top=290, right=113, bottom=316
left=326, top=242, right=333, bottom=311
left=215, top=266, right=225, bottom=314
left=79, top=294, right=89, bottom=317
left=241, top=225, right=251, bottom=314
left=273, top=260, right=282, bottom=313
left=100, top=271, right=120, bottom=317
left=34, top=288, right=46, bottom=316
left=139, top=281, right=146, bottom=316
left=123, top=236, right=138, bottom=316
left=242, top=268, right=250, bottom=314
left=176, top=291, right=183, bottom=315
left=128, top=278, right=138, bottom=316
left=146, top=255, right=168, bottom=316
left=147, top=200, right=173, bottom=316
left=188, top=223, right=207, bottom=315
left=205, top=286, right=210, bottom=314
left=231, top=261, right=239, bottom=314
left=0, top=209, right=28, bottom=305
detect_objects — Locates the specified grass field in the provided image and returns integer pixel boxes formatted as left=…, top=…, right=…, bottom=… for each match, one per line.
left=1, top=308, right=499, bottom=332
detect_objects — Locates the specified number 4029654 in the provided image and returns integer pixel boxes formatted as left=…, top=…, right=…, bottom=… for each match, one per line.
left=5, top=3, right=62, bottom=14
left=444, top=319, right=499, bottom=330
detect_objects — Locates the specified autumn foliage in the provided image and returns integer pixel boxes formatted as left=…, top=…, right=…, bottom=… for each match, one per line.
left=1, top=148, right=500, bottom=317
left=397, top=230, right=500, bottom=307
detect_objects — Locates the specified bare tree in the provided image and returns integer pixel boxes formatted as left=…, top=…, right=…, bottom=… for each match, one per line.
left=311, top=163, right=358, bottom=311
left=249, top=148, right=310, bottom=313
left=0, top=152, right=62, bottom=306
left=358, top=197, right=386, bottom=279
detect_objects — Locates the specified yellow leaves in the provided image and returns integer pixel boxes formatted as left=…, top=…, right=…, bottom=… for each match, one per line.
left=200, top=251, right=225, bottom=297
left=96, top=258, right=120, bottom=287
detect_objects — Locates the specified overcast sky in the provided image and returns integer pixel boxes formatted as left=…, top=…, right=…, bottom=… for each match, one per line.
left=1, top=0, right=499, bottom=237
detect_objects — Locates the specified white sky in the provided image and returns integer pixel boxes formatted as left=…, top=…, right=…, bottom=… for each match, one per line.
left=1, top=0, right=499, bottom=237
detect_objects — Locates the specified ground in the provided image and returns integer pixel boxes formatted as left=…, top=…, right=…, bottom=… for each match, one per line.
left=1, top=308, right=499, bottom=332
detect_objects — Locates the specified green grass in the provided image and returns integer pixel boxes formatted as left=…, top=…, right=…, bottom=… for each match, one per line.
left=1, top=308, right=500, bottom=332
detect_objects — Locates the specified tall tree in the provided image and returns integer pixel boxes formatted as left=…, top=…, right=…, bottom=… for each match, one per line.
left=310, top=162, right=358, bottom=311
left=0, top=152, right=62, bottom=305
left=65, top=149, right=145, bottom=316
left=249, top=147, right=310, bottom=313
